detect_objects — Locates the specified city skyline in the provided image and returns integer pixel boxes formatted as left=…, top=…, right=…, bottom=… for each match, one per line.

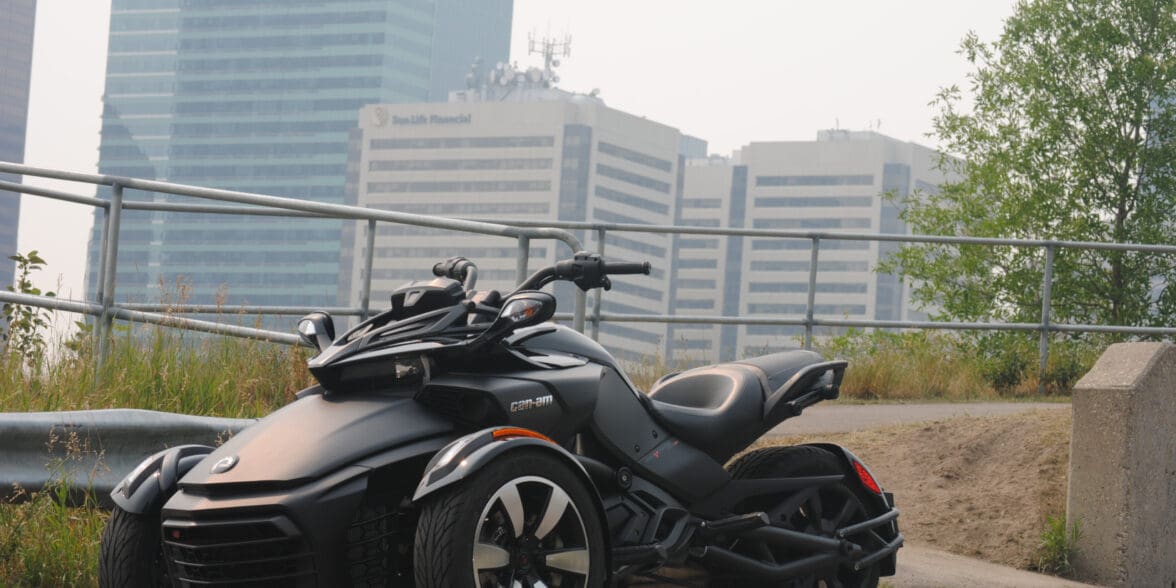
left=83, top=0, right=513, bottom=320
left=11, top=1, right=1019, bottom=328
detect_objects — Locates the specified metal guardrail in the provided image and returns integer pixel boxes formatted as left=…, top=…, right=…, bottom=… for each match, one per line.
left=0, top=409, right=254, bottom=507
left=0, top=161, right=586, bottom=360
left=5, top=161, right=1176, bottom=394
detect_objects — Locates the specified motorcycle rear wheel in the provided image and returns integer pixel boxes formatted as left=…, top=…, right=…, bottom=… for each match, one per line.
left=714, top=445, right=883, bottom=588
left=414, top=449, right=606, bottom=588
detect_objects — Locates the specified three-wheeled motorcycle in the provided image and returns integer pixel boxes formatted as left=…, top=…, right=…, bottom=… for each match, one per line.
left=100, top=253, right=902, bottom=587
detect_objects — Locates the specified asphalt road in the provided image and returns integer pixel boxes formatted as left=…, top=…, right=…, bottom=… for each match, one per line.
left=765, top=401, right=1069, bottom=436
left=894, top=545, right=1095, bottom=587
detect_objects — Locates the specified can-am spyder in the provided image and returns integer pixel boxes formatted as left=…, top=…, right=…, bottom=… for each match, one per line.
left=100, top=252, right=902, bottom=587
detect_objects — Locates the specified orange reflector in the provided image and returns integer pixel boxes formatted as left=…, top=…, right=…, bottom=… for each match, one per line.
left=852, top=460, right=882, bottom=495
left=492, top=427, right=555, bottom=444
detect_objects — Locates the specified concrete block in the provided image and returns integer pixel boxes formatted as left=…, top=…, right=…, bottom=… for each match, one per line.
left=1068, top=342, right=1176, bottom=587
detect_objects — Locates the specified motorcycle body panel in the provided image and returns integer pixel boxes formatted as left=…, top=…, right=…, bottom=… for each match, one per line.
left=417, top=363, right=602, bottom=443
left=178, top=391, right=453, bottom=490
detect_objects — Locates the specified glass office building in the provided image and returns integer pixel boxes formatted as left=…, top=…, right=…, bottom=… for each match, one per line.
left=86, top=0, right=511, bottom=317
left=0, top=0, right=36, bottom=290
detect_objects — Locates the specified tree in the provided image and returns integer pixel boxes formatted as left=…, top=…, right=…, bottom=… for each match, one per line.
left=886, top=0, right=1176, bottom=330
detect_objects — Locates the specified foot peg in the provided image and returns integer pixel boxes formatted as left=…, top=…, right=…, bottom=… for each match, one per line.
left=699, top=512, right=770, bottom=537
left=611, top=543, right=669, bottom=566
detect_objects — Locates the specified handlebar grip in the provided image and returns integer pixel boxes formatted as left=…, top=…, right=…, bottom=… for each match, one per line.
left=603, top=261, right=652, bottom=275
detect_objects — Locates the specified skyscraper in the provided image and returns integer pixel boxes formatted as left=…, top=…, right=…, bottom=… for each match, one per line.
left=0, top=0, right=36, bottom=290
left=344, top=78, right=698, bottom=361
left=669, top=130, right=950, bottom=363
left=86, top=0, right=512, bottom=316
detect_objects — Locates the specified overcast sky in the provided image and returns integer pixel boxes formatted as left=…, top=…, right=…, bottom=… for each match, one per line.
left=16, top=0, right=1017, bottom=304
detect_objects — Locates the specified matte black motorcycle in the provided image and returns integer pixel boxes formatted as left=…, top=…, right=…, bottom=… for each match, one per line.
left=99, top=252, right=901, bottom=587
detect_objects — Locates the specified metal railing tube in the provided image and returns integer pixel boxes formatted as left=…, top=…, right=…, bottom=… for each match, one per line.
left=0, top=291, right=303, bottom=346
left=574, top=291, right=587, bottom=333
left=1039, top=244, right=1055, bottom=394
left=96, top=184, right=124, bottom=370
left=516, top=235, right=530, bottom=286
left=0, top=162, right=584, bottom=254
left=804, top=236, right=820, bottom=350
left=120, top=303, right=363, bottom=316
left=0, top=179, right=109, bottom=209
left=361, top=219, right=377, bottom=320
left=592, top=227, right=606, bottom=341
left=473, top=216, right=1176, bottom=255
left=94, top=206, right=109, bottom=313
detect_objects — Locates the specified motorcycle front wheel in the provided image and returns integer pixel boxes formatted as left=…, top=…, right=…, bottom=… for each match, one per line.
left=99, top=505, right=170, bottom=588
left=414, top=448, right=607, bottom=588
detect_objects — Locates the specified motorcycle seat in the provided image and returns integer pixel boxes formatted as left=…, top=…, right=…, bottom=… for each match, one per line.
left=646, top=350, right=825, bottom=462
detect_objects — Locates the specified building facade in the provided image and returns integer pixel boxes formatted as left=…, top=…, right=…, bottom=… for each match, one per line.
left=85, top=0, right=511, bottom=316
left=345, top=88, right=696, bottom=361
left=668, top=130, right=947, bottom=363
left=0, top=0, right=36, bottom=289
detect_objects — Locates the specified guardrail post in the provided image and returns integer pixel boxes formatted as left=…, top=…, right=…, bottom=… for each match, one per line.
left=1039, top=243, right=1055, bottom=394
left=804, top=236, right=820, bottom=350
left=360, top=219, right=376, bottom=320
left=515, top=235, right=530, bottom=285
left=96, top=184, right=124, bottom=373
left=94, top=205, right=110, bottom=308
left=591, top=228, right=606, bottom=341
left=574, top=292, right=587, bottom=333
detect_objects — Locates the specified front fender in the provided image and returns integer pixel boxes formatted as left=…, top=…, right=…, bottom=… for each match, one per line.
left=413, top=427, right=600, bottom=506
left=412, top=427, right=610, bottom=566
left=110, top=444, right=214, bottom=514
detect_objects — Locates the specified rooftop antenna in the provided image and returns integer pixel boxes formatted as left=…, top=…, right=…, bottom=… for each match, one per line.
left=528, top=31, right=571, bottom=78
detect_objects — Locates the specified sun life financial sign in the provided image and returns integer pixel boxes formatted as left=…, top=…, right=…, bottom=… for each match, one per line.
left=391, top=114, right=473, bottom=126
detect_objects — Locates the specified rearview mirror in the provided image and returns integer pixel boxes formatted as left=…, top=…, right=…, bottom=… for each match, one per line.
left=476, top=291, right=556, bottom=347
left=297, top=312, right=336, bottom=352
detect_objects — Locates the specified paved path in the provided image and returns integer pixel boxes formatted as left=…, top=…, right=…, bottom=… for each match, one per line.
left=894, top=545, right=1096, bottom=587
left=765, top=402, right=1069, bottom=436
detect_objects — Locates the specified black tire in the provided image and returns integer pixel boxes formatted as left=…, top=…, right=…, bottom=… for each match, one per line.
left=414, top=449, right=607, bottom=588
left=98, top=505, right=169, bottom=588
left=713, top=446, right=882, bottom=588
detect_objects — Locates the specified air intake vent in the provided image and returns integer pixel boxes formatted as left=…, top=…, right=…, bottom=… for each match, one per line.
left=162, top=515, right=315, bottom=587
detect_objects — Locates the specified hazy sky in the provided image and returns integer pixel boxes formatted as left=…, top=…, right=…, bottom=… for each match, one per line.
left=16, top=0, right=1017, bottom=304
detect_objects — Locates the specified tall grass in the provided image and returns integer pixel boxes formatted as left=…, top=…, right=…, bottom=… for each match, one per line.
left=1, top=321, right=312, bottom=416
left=813, top=329, right=1096, bottom=400
left=0, top=426, right=110, bottom=585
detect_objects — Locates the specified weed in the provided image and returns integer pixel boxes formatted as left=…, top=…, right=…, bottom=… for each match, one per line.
left=2, top=251, right=56, bottom=369
left=1034, top=514, right=1081, bottom=577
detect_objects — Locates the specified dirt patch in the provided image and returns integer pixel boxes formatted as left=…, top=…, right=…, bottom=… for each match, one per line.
left=754, top=407, right=1072, bottom=570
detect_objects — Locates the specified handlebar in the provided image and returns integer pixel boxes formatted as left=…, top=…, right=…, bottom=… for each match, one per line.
left=602, top=261, right=652, bottom=275
left=514, top=252, right=652, bottom=293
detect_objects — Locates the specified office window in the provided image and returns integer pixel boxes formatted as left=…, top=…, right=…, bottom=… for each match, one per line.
left=597, top=141, right=673, bottom=172
left=755, top=174, right=874, bottom=187
left=596, top=164, right=671, bottom=194
left=755, top=196, right=874, bottom=208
